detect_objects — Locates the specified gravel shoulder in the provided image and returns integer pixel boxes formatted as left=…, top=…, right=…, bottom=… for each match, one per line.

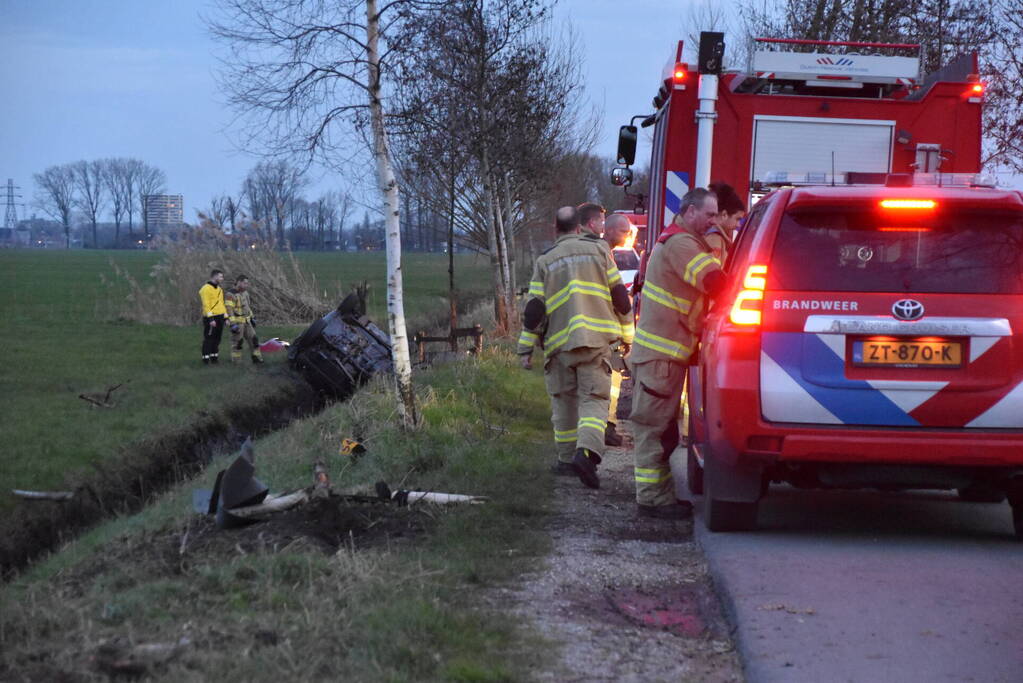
left=491, top=387, right=744, bottom=682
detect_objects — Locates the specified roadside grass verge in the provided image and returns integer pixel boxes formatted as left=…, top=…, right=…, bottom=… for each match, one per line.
left=1, top=349, right=555, bottom=681
left=0, top=249, right=492, bottom=509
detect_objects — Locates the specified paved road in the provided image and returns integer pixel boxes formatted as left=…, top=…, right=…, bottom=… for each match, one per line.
left=689, top=479, right=1023, bottom=682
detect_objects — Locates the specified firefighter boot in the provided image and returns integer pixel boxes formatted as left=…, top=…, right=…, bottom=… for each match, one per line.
left=638, top=500, right=693, bottom=520
left=605, top=422, right=624, bottom=447
left=572, top=448, right=602, bottom=489
left=231, top=349, right=243, bottom=363
left=251, top=351, right=264, bottom=364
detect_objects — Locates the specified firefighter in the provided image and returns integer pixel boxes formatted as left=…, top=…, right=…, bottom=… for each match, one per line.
left=630, top=188, right=727, bottom=519
left=225, top=274, right=264, bottom=364
left=199, top=269, right=227, bottom=365
left=577, top=202, right=606, bottom=238
left=602, top=212, right=635, bottom=448
left=705, top=181, right=748, bottom=264
left=517, top=206, right=634, bottom=489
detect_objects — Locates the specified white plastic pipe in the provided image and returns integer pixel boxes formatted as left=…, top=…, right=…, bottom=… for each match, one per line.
left=694, top=74, right=719, bottom=190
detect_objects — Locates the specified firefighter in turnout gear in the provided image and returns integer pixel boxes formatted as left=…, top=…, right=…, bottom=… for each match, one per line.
left=601, top=212, right=635, bottom=447
left=199, top=269, right=227, bottom=364
left=225, top=274, right=264, bottom=364
left=517, top=206, right=634, bottom=489
left=630, top=188, right=727, bottom=519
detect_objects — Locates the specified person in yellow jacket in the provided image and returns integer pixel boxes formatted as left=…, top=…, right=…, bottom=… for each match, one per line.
left=199, top=269, right=227, bottom=365
left=517, top=206, right=634, bottom=490
left=225, top=274, right=264, bottom=364
left=630, top=188, right=727, bottom=519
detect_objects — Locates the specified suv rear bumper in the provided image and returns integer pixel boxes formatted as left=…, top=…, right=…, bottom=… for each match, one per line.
left=768, top=430, right=1023, bottom=467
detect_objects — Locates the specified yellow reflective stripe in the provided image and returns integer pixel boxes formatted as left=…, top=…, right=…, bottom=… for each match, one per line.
left=620, top=322, right=635, bottom=343
left=545, top=314, right=624, bottom=354
left=529, top=281, right=545, bottom=298
left=634, top=328, right=691, bottom=360
left=634, top=467, right=672, bottom=483
left=554, top=428, right=578, bottom=443
left=607, top=267, right=622, bottom=285
left=546, top=279, right=612, bottom=314
left=518, top=330, right=538, bottom=348
left=643, top=280, right=692, bottom=314
left=684, top=253, right=720, bottom=287
left=547, top=281, right=612, bottom=314
left=578, top=417, right=607, bottom=431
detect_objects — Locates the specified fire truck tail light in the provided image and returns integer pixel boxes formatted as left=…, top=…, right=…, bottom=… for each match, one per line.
left=970, top=83, right=984, bottom=94
left=879, top=199, right=937, bottom=210
left=673, top=62, right=688, bottom=84
left=730, top=265, right=768, bottom=327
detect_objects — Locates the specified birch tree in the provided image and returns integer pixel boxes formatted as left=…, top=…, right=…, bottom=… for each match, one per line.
left=208, top=0, right=448, bottom=427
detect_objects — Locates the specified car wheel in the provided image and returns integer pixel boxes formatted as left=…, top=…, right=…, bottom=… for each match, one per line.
left=704, top=497, right=759, bottom=532
left=686, top=447, right=704, bottom=495
left=956, top=484, right=1006, bottom=504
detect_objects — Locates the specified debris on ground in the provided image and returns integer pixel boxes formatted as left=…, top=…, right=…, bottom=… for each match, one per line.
left=288, top=292, right=392, bottom=398
left=375, top=481, right=488, bottom=506
left=258, top=337, right=290, bottom=353
left=11, top=489, right=75, bottom=501
left=90, top=636, right=192, bottom=678
left=340, top=438, right=366, bottom=457
left=78, top=382, right=124, bottom=408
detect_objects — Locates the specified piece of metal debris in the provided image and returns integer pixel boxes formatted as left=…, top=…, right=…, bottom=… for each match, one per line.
left=11, top=489, right=75, bottom=501
left=211, top=438, right=270, bottom=528
left=340, top=438, right=366, bottom=456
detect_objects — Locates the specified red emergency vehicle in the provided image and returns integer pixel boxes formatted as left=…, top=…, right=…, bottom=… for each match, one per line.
left=614, top=36, right=1023, bottom=538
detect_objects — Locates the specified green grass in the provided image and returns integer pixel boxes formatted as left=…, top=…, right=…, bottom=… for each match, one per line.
left=1, top=350, right=556, bottom=681
left=0, top=249, right=493, bottom=509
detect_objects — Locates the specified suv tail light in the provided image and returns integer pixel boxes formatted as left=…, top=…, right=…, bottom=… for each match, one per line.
left=729, top=264, right=768, bottom=326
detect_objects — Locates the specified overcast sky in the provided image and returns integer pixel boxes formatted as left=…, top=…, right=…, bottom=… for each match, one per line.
left=1, top=0, right=692, bottom=224
left=2, top=1, right=1017, bottom=226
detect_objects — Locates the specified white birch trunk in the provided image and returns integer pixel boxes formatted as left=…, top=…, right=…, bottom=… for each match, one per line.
left=480, top=149, right=509, bottom=332
left=501, top=174, right=518, bottom=317
left=366, top=0, right=417, bottom=428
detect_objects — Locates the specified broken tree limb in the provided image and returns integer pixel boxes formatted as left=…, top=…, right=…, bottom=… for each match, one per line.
left=12, top=489, right=75, bottom=501
left=228, top=490, right=309, bottom=519
left=103, top=383, right=123, bottom=404
left=78, top=394, right=114, bottom=408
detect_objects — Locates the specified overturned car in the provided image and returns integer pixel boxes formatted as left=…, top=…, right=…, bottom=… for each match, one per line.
left=288, top=293, right=393, bottom=398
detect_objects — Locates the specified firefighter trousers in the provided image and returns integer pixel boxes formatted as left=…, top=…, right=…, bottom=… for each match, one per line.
left=202, top=315, right=225, bottom=362
left=630, top=359, right=686, bottom=506
left=230, top=322, right=262, bottom=361
left=544, top=345, right=613, bottom=463
left=608, top=366, right=623, bottom=424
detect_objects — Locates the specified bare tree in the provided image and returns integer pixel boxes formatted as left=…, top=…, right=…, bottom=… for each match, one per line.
left=102, top=158, right=133, bottom=246
left=135, top=163, right=167, bottom=237
left=982, top=0, right=1023, bottom=173
left=207, top=0, right=463, bottom=427
left=72, top=160, right=106, bottom=248
left=33, top=164, right=76, bottom=248
left=242, top=160, right=306, bottom=248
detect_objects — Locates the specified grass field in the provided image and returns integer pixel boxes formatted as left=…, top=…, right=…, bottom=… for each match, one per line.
left=0, top=249, right=493, bottom=508
left=1, top=349, right=555, bottom=680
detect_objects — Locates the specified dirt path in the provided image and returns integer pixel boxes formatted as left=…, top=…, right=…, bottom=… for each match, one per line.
left=492, top=391, right=744, bottom=681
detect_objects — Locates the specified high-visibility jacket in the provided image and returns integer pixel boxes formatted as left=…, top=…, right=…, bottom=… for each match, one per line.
left=199, top=281, right=226, bottom=317
left=516, top=233, right=634, bottom=357
left=225, top=288, right=254, bottom=324
left=631, top=226, right=722, bottom=364
left=703, top=226, right=732, bottom=264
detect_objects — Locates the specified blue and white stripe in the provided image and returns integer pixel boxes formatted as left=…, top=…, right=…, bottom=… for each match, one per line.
left=663, top=170, right=690, bottom=229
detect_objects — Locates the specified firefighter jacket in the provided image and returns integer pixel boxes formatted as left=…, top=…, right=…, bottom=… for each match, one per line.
left=631, top=227, right=723, bottom=365
left=199, top=281, right=227, bottom=318
left=225, top=288, right=254, bottom=324
left=703, top=226, right=732, bottom=264
left=516, top=233, right=634, bottom=358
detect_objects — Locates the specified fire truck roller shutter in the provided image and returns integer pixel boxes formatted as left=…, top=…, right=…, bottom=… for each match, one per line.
left=750, top=116, right=895, bottom=185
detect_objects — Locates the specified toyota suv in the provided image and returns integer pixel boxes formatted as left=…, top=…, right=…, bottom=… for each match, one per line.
left=687, top=181, right=1023, bottom=538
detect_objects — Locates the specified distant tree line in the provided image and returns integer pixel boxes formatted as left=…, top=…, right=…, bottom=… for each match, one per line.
left=32, top=158, right=166, bottom=248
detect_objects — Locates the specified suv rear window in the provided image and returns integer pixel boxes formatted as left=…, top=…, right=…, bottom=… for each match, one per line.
left=768, top=208, right=1023, bottom=293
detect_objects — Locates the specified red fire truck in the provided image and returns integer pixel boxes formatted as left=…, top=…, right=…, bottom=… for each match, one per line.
left=613, top=35, right=1023, bottom=538
left=613, top=35, right=985, bottom=248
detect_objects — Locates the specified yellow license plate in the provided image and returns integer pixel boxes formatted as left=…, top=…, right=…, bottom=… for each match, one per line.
left=853, top=339, right=962, bottom=367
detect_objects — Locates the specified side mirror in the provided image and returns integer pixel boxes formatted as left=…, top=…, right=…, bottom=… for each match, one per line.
left=610, top=166, right=633, bottom=187
left=616, top=125, right=638, bottom=166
